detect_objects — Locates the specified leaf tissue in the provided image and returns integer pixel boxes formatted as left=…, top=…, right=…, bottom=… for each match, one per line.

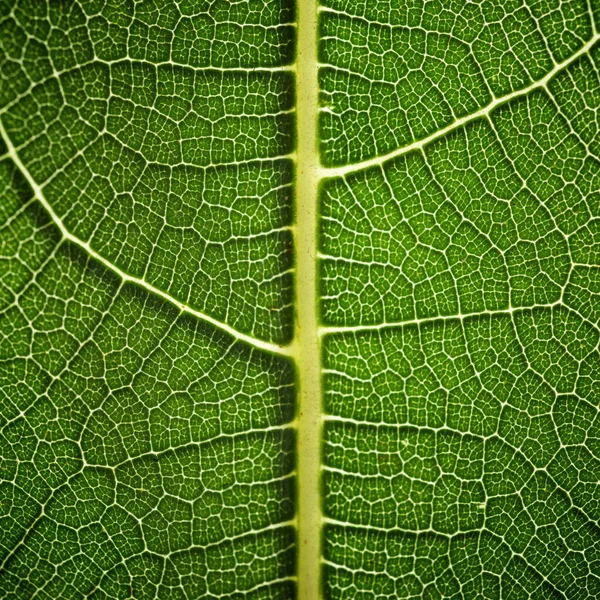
left=1, top=0, right=600, bottom=598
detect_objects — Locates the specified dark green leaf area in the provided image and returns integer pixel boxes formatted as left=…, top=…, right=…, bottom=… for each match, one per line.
left=0, top=2, right=296, bottom=344
left=550, top=42, right=600, bottom=160
left=319, top=14, right=490, bottom=167
left=319, top=18, right=600, bottom=594
left=4, top=64, right=294, bottom=178
left=320, top=74, right=600, bottom=328
left=322, top=0, right=593, bottom=65
left=323, top=526, right=575, bottom=599
left=322, top=312, right=600, bottom=598
left=0, top=0, right=294, bottom=97
left=0, top=171, right=296, bottom=597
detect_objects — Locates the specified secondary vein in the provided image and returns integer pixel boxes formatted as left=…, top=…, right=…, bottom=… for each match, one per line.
left=321, top=31, right=600, bottom=178
left=0, top=118, right=291, bottom=357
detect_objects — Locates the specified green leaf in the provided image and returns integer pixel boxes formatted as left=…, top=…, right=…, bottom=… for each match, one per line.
left=1, top=0, right=600, bottom=598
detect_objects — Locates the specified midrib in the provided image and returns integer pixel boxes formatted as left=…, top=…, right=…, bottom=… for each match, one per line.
left=294, top=0, right=322, bottom=596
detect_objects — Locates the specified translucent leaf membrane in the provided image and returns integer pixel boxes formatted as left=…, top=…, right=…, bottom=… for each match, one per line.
left=3, top=0, right=600, bottom=597
left=320, top=0, right=600, bottom=598
left=0, top=1, right=296, bottom=598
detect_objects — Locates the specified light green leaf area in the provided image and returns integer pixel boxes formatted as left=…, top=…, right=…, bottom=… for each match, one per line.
left=320, top=0, right=600, bottom=598
left=1, top=0, right=600, bottom=599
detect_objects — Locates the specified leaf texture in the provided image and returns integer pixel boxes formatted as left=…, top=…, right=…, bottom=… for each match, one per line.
left=319, top=1, right=600, bottom=598
left=0, top=1, right=296, bottom=598
left=1, top=0, right=600, bottom=599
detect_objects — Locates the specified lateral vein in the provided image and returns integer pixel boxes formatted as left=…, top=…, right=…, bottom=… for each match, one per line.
left=321, top=32, right=600, bottom=178
left=0, top=119, right=291, bottom=357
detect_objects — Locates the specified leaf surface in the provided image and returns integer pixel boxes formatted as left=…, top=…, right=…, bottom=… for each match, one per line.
left=1, top=0, right=600, bottom=598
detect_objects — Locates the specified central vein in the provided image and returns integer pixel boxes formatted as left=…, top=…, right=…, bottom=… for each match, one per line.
left=295, top=0, right=321, bottom=597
